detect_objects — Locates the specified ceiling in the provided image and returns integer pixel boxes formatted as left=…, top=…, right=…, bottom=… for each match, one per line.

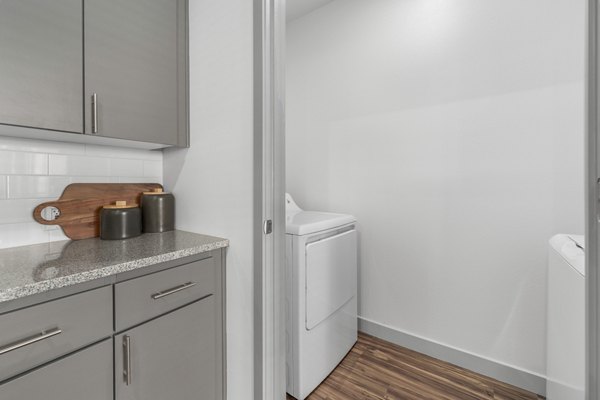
left=286, top=0, right=334, bottom=22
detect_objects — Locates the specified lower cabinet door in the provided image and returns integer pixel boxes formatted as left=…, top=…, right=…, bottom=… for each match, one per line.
left=0, top=339, right=112, bottom=400
left=115, top=297, right=216, bottom=400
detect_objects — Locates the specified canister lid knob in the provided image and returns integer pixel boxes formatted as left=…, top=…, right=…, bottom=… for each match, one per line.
left=143, top=187, right=169, bottom=195
left=103, top=201, right=137, bottom=209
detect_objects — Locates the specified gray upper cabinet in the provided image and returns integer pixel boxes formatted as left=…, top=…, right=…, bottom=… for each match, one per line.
left=0, top=0, right=83, bottom=133
left=0, top=0, right=188, bottom=148
left=84, top=0, right=188, bottom=146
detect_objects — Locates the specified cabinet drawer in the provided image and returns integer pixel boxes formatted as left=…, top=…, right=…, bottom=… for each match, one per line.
left=0, top=339, right=112, bottom=400
left=115, top=257, right=215, bottom=331
left=0, top=286, right=112, bottom=382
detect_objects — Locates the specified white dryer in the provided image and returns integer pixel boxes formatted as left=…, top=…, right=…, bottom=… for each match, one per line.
left=285, top=193, right=358, bottom=400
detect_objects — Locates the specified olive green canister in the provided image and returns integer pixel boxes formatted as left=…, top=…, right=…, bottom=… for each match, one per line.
left=100, top=201, right=142, bottom=240
left=141, top=188, right=175, bottom=233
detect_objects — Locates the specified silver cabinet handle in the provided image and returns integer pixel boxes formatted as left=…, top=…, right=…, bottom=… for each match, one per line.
left=91, top=93, right=98, bottom=134
left=123, top=335, right=132, bottom=385
left=0, top=327, right=62, bottom=356
left=151, top=282, right=197, bottom=300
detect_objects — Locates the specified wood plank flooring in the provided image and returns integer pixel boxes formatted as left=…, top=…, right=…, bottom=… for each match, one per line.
left=287, top=333, right=544, bottom=400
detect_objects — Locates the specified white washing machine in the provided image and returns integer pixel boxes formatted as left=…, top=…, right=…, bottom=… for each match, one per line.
left=285, top=193, right=358, bottom=400
left=546, top=234, right=585, bottom=400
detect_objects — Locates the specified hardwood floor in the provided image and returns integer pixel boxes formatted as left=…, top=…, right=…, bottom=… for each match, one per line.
left=286, top=333, right=544, bottom=400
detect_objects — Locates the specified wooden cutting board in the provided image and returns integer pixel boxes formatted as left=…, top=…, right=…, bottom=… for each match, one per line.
left=33, top=183, right=163, bottom=240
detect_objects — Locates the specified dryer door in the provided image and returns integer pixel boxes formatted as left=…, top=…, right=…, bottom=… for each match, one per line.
left=305, top=229, right=357, bottom=330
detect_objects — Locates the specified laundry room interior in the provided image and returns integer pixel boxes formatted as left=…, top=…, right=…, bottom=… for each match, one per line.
left=0, top=0, right=591, bottom=399
left=284, top=0, right=585, bottom=399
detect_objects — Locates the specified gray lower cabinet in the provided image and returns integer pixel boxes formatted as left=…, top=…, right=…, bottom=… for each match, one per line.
left=0, top=0, right=83, bottom=133
left=0, top=339, right=113, bottom=400
left=0, top=250, right=225, bottom=400
left=115, top=297, right=216, bottom=400
left=84, top=0, right=188, bottom=146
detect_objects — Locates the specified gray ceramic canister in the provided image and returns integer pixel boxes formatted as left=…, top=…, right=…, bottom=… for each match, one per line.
left=141, top=188, right=175, bottom=233
left=100, top=201, right=142, bottom=240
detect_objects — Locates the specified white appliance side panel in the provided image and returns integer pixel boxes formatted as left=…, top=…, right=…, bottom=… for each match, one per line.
left=546, top=248, right=585, bottom=400
left=285, top=235, right=298, bottom=397
left=305, top=229, right=357, bottom=330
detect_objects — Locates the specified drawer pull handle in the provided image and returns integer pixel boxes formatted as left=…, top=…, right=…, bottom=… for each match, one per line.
left=123, top=335, right=132, bottom=385
left=151, top=282, right=197, bottom=300
left=0, top=327, right=62, bottom=356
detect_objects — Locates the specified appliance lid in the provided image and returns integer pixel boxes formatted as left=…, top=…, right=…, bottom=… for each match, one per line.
left=286, top=211, right=356, bottom=235
left=550, top=234, right=585, bottom=276
left=286, top=193, right=302, bottom=213
left=569, top=235, right=585, bottom=250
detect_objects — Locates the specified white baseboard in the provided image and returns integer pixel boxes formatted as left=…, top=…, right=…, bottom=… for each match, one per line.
left=358, top=317, right=546, bottom=397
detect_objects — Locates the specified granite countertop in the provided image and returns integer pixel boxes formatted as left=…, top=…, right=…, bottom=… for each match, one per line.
left=0, top=230, right=229, bottom=304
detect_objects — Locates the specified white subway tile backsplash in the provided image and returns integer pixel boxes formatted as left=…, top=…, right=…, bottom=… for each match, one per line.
left=49, top=154, right=110, bottom=176
left=0, top=176, right=6, bottom=199
left=47, top=227, right=69, bottom=243
left=116, top=176, right=162, bottom=184
left=0, top=199, right=49, bottom=223
left=85, top=144, right=162, bottom=161
left=0, top=222, right=51, bottom=249
left=0, top=137, right=85, bottom=155
left=110, top=158, right=144, bottom=177
left=8, top=176, right=71, bottom=199
left=143, top=160, right=162, bottom=177
left=0, top=140, right=163, bottom=249
left=0, top=151, right=48, bottom=175
left=70, top=176, right=113, bottom=184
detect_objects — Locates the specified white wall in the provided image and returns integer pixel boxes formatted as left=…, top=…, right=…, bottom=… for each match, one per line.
left=0, top=136, right=162, bottom=249
left=163, top=0, right=255, bottom=398
left=286, top=0, right=585, bottom=377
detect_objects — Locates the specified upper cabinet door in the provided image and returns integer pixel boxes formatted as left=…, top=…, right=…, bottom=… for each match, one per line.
left=84, top=0, right=188, bottom=146
left=0, top=0, right=83, bottom=133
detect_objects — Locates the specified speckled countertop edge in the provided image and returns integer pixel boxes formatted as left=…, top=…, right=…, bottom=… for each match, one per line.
left=0, top=232, right=229, bottom=304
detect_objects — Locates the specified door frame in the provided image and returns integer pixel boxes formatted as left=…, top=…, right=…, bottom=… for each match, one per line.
left=254, top=1, right=600, bottom=400
left=588, top=1, right=600, bottom=399
left=254, top=0, right=286, bottom=399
